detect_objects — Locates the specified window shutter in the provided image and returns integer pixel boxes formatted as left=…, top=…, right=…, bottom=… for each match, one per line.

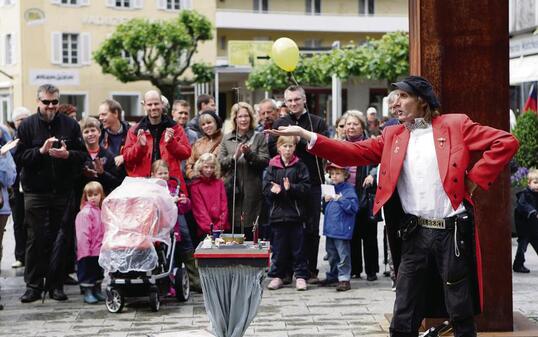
left=80, top=0, right=90, bottom=5
left=156, top=0, right=165, bottom=10
left=105, top=0, right=115, bottom=7
left=80, top=33, right=91, bottom=65
left=133, top=0, right=143, bottom=8
left=51, top=32, right=62, bottom=64
left=180, top=0, right=192, bottom=9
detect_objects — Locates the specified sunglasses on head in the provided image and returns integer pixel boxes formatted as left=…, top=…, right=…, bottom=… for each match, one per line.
left=40, top=99, right=59, bottom=106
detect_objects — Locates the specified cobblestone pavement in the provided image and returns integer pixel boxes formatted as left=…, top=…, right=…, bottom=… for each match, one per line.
left=1, top=218, right=537, bottom=337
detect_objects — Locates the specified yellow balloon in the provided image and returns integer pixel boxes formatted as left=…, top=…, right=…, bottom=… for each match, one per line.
left=271, top=37, right=299, bottom=72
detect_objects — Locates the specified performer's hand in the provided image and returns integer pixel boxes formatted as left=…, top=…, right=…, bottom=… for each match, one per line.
left=137, top=129, right=147, bottom=146
left=264, top=125, right=313, bottom=143
left=270, top=182, right=281, bottom=194
left=465, top=178, right=477, bottom=197
left=363, top=175, right=374, bottom=187
left=164, top=127, right=175, bottom=143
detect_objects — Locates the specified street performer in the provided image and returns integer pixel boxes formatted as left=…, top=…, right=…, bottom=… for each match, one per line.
left=266, top=76, right=519, bottom=337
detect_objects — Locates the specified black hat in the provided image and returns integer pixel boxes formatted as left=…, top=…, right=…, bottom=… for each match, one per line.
left=391, top=76, right=440, bottom=110
left=199, top=110, right=223, bottom=130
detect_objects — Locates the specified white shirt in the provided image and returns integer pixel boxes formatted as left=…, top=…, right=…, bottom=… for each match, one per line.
left=308, top=125, right=465, bottom=219
left=396, top=125, right=464, bottom=219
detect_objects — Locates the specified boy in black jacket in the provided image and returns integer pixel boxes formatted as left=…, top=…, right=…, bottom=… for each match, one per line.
left=513, top=168, right=538, bottom=273
left=263, top=135, right=310, bottom=291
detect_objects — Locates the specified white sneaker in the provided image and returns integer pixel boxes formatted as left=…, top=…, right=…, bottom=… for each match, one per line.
left=267, top=278, right=283, bottom=290
left=11, top=260, right=23, bottom=268
left=296, top=278, right=307, bottom=291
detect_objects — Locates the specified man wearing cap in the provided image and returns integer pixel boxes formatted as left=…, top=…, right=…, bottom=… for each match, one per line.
left=267, top=76, right=519, bottom=337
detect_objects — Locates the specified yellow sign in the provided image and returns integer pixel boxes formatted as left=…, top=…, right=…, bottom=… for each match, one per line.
left=228, top=41, right=273, bottom=67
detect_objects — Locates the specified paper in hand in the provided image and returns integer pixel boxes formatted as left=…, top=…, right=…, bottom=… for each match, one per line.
left=321, top=184, right=335, bottom=198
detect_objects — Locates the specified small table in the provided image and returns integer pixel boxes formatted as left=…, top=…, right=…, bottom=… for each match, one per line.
left=194, top=241, right=270, bottom=337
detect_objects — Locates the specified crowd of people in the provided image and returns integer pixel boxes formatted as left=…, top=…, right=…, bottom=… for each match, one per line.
left=0, top=77, right=528, bottom=337
left=0, top=83, right=397, bottom=309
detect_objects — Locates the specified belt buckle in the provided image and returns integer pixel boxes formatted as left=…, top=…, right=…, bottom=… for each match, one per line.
left=429, top=219, right=445, bottom=229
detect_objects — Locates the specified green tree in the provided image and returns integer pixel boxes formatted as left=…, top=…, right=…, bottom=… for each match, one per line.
left=246, top=31, right=409, bottom=91
left=513, top=112, right=538, bottom=169
left=93, top=10, right=213, bottom=102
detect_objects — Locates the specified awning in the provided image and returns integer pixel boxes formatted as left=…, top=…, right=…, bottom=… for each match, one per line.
left=510, top=54, right=538, bottom=85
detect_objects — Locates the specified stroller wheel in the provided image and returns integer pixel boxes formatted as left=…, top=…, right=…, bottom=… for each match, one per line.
left=174, top=263, right=190, bottom=302
left=105, top=287, right=124, bottom=313
left=149, top=289, right=160, bottom=312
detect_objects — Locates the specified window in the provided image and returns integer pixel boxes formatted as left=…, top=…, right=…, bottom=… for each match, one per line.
left=305, top=0, right=320, bottom=15
left=304, top=39, right=322, bottom=49
left=52, top=0, right=89, bottom=5
left=106, top=0, right=142, bottom=8
left=253, top=0, right=268, bottom=12
left=359, top=0, right=374, bottom=15
left=157, top=0, right=190, bottom=10
left=51, top=32, right=90, bottom=65
left=62, top=33, right=79, bottom=64
left=112, top=93, right=141, bottom=117
left=60, top=94, right=87, bottom=119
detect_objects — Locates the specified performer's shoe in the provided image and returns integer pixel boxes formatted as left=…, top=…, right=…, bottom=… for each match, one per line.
left=513, top=265, right=530, bottom=273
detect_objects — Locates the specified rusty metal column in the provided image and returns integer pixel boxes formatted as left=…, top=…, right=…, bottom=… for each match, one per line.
left=409, top=0, right=513, bottom=331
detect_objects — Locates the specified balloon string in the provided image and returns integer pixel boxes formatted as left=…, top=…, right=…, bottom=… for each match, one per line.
left=290, top=72, right=299, bottom=86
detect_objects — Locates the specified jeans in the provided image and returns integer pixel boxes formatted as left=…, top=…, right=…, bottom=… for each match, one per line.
left=325, top=237, right=351, bottom=282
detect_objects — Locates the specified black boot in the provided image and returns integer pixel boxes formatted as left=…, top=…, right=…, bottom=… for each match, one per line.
left=49, top=288, right=68, bottom=301
left=20, top=288, right=42, bottom=303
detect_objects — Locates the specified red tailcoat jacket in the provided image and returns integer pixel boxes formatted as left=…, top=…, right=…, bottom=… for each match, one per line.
left=309, top=114, right=519, bottom=313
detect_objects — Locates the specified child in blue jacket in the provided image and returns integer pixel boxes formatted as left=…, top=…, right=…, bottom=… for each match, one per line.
left=320, top=162, right=359, bottom=291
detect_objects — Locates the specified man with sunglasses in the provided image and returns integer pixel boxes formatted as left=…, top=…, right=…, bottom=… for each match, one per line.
left=15, top=84, right=87, bottom=303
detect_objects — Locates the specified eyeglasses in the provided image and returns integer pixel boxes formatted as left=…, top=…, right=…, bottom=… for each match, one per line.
left=40, top=99, right=59, bottom=106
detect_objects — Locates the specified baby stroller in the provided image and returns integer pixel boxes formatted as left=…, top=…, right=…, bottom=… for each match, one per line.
left=99, top=177, right=189, bottom=313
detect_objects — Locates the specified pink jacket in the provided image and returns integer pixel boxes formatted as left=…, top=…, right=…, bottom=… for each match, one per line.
left=189, top=176, right=229, bottom=237
left=75, top=203, right=104, bottom=261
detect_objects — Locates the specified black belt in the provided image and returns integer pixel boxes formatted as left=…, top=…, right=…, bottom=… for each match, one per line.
left=416, top=215, right=458, bottom=230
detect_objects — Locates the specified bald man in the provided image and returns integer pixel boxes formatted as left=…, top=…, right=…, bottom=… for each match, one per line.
left=122, top=90, right=191, bottom=194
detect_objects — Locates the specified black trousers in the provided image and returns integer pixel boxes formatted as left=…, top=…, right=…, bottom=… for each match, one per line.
left=351, top=208, right=379, bottom=276
left=390, top=225, right=476, bottom=337
left=11, top=188, right=26, bottom=263
left=77, top=256, right=103, bottom=287
left=24, top=193, right=69, bottom=291
left=268, top=222, right=309, bottom=280
left=303, top=185, right=321, bottom=277
left=513, top=216, right=538, bottom=268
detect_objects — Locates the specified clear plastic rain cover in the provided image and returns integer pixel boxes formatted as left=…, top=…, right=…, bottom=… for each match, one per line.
left=99, top=177, right=178, bottom=273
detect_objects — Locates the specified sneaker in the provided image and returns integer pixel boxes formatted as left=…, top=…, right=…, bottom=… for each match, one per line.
left=11, top=260, right=24, bottom=268
left=318, top=278, right=338, bottom=287
left=267, top=278, right=284, bottom=290
left=336, top=281, right=351, bottom=291
left=296, top=278, right=307, bottom=291
left=513, top=265, right=530, bottom=273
